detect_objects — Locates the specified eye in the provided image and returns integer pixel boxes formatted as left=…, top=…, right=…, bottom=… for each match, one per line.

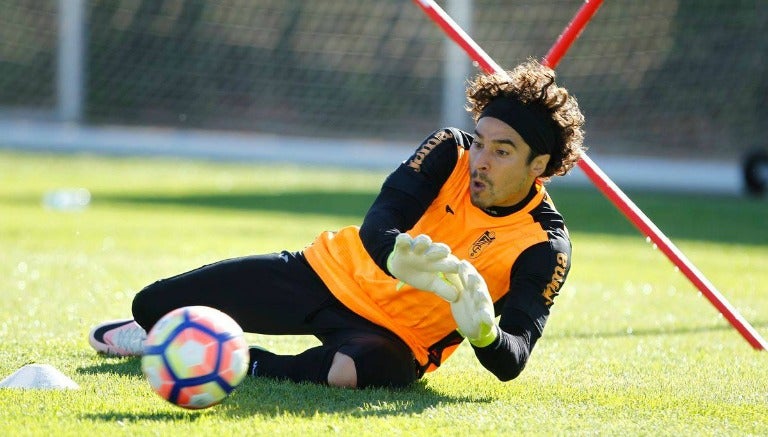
left=495, top=148, right=510, bottom=157
left=471, top=139, right=483, bottom=150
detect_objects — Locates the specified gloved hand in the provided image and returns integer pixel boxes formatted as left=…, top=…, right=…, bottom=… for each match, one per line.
left=446, top=260, right=498, bottom=347
left=386, top=233, right=461, bottom=301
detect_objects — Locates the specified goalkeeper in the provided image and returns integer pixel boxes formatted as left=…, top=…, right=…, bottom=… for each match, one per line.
left=89, top=59, right=585, bottom=389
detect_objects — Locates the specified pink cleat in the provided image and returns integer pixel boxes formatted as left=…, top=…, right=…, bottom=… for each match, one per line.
left=88, top=319, right=147, bottom=356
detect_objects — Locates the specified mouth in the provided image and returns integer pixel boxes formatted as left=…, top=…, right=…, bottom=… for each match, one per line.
left=471, top=179, right=486, bottom=194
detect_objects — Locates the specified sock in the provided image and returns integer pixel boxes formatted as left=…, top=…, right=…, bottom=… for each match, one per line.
left=248, top=345, right=337, bottom=385
left=248, top=346, right=276, bottom=377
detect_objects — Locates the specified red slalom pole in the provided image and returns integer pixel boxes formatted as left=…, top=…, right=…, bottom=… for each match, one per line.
left=413, top=0, right=767, bottom=350
left=541, top=0, right=604, bottom=69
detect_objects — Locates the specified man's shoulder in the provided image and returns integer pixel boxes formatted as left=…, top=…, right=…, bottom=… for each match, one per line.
left=530, top=190, right=568, bottom=233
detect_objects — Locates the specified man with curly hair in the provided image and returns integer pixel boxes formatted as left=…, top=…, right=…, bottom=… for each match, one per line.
left=89, top=59, right=586, bottom=389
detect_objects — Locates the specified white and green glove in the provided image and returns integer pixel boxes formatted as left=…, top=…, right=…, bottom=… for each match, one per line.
left=446, top=260, right=498, bottom=347
left=386, top=233, right=461, bottom=302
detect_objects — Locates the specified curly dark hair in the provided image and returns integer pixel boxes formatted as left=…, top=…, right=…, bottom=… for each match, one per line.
left=466, top=58, right=586, bottom=179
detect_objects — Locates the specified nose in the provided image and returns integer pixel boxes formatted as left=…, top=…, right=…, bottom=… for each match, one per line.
left=472, top=148, right=491, bottom=172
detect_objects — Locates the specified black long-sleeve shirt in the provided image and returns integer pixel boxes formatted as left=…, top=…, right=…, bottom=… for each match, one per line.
left=358, top=128, right=572, bottom=380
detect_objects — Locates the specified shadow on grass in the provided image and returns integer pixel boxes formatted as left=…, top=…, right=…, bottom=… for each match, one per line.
left=95, top=186, right=768, bottom=246
left=81, top=410, right=201, bottom=422
left=76, top=357, right=144, bottom=377
left=77, top=359, right=491, bottom=419
left=223, top=378, right=493, bottom=418
left=97, top=190, right=376, bottom=219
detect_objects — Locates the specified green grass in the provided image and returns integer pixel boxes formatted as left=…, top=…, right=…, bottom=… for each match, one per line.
left=1, top=149, right=766, bottom=436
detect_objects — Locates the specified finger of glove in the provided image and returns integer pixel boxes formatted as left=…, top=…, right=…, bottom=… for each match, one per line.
left=458, top=260, right=479, bottom=289
left=430, top=278, right=460, bottom=302
left=468, top=278, right=493, bottom=313
left=411, top=234, right=433, bottom=255
left=467, top=272, right=483, bottom=293
left=463, top=294, right=494, bottom=327
left=462, top=261, right=489, bottom=294
left=423, top=242, right=450, bottom=261
left=442, top=272, right=463, bottom=291
left=458, top=261, right=492, bottom=313
left=423, top=257, right=461, bottom=274
left=476, top=305, right=495, bottom=326
left=394, top=233, right=414, bottom=252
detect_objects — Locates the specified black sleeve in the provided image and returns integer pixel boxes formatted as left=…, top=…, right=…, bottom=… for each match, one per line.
left=358, top=128, right=472, bottom=275
left=471, top=235, right=571, bottom=381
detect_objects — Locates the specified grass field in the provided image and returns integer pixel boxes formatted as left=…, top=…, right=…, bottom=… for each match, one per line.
left=1, top=150, right=766, bottom=436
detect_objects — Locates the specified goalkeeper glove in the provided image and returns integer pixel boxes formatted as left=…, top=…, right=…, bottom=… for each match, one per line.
left=386, top=233, right=461, bottom=301
left=447, top=260, right=498, bottom=347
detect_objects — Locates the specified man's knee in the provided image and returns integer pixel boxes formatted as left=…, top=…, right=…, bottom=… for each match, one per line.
left=334, top=339, right=418, bottom=389
left=327, top=352, right=357, bottom=388
left=131, top=281, right=166, bottom=330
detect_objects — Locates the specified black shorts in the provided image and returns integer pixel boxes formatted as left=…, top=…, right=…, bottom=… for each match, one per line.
left=131, top=251, right=421, bottom=387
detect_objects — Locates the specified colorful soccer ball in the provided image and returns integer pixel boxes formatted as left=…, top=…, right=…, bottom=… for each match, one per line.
left=141, top=306, right=249, bottom=409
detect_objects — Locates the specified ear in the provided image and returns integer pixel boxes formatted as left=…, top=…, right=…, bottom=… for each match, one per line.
left=530, top=154, right=550, bottom=177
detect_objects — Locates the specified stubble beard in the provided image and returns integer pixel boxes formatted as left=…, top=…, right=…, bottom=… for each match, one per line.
left=469, top=169, right=494, bottom=209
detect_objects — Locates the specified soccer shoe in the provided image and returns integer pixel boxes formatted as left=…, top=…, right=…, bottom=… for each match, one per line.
left=88, top=319, right=147, bottom=357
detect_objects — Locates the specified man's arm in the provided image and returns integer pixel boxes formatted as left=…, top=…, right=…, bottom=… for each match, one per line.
left=358, top=128, right=470, bottom=274
left=471, top=238, right=572, bottom=381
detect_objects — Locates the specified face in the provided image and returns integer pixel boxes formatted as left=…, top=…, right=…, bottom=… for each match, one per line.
left=469, top=117, right=550, bottom=209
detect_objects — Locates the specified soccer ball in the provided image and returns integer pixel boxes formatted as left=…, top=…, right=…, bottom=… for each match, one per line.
left=141, top=306, right=249, bottom=409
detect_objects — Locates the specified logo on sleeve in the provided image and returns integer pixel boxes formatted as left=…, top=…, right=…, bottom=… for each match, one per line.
left=406, top=129, right=454, bottom=172
left=542, top=252, right=568, bottom=306
left=469, top=230, right=495, bottom=258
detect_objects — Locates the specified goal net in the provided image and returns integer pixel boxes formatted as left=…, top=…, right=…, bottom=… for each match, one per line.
left=1, top=0, right=765, bottom=159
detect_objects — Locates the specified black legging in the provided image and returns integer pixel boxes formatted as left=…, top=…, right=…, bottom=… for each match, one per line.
left=131, top=251, right=419, bottom=388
